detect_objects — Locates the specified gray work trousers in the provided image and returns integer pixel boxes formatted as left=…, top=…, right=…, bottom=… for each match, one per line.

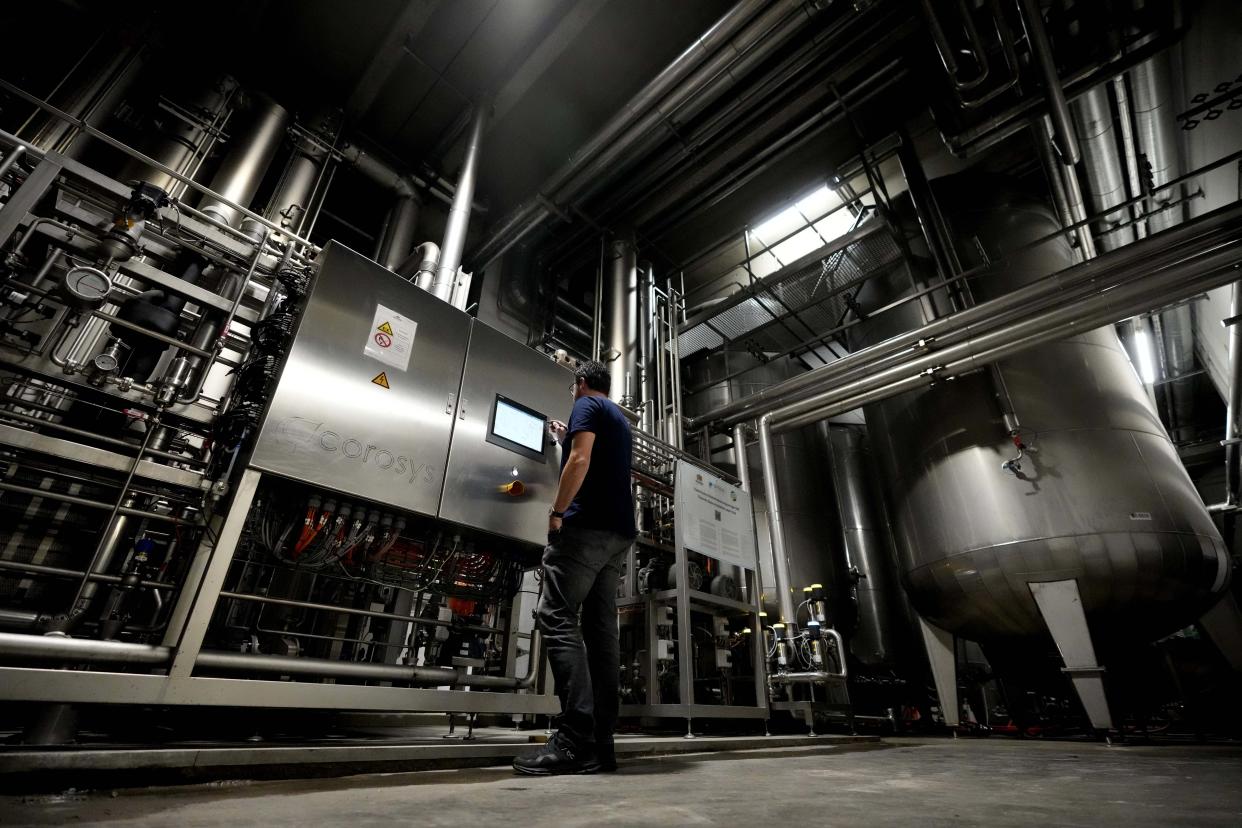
left=537, top=525, right=632, bottom=749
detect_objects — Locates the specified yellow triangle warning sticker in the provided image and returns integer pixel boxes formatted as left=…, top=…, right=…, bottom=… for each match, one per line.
left=377, top=321, right=394, bottom=336
left=371, top=372, right=390, bottom=389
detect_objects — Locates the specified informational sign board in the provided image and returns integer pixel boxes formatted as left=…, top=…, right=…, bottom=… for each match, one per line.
left=363, top=303, right=417, bottom=372
left=674, top=461, right=758, bottom=571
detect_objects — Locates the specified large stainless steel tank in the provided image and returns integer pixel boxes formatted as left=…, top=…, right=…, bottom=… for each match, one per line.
left=685, top=351, right=845, bottom=620
left=853, top=178, right=1231, bottom=646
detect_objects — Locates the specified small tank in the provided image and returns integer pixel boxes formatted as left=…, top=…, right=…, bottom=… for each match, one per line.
left=852, top=177, right=1231, bottom=648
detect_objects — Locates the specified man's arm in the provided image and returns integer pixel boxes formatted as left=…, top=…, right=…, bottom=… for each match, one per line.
left=550, top=431, right=595, bottom=531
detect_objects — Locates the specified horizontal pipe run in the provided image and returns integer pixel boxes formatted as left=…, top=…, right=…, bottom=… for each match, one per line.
left=0, top=631, right=170, bottom=664
left=217, top=591, right=501, bottom=637
left=194, top=650, right=531, bottom=689
left=770, top=246, right=1242, bottom=433
left=0, top=481, right=192, bottom=524
left=690, top=197, right=1242, bottom=429
left=0, top=559, right=176, bottom=591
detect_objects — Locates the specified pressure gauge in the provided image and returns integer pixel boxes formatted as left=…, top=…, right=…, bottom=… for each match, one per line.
left=59, top=265, right=113, bottom=310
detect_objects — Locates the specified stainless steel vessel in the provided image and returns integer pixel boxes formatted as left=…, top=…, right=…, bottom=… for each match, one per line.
left=852, top=182, right=1231, bottom=646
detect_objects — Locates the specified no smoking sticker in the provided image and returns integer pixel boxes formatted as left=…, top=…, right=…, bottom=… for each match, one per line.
left=363, top=303, right=417, bottom=371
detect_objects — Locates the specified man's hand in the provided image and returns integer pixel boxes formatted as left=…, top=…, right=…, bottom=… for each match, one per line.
left=548, top=513, right=563, bottom=534
left=548, top=419, right=568, bottom=445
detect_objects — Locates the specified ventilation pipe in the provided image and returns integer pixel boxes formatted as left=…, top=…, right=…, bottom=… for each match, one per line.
left=198, top=94, right=290, bottom=230
left=432, top=106, right=486, bottom=302
left=374, top=194, right=421, bottom=270
left=396, top=241, right=440, bottom=290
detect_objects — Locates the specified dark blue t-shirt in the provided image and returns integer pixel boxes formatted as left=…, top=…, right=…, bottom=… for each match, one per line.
left=561, top=395, right=636, bottom=538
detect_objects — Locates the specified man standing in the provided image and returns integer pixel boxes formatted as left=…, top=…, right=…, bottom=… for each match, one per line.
left=513, top=360, right=636, bottom=775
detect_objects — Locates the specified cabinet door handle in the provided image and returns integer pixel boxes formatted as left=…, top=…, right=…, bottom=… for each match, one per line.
left=459, top=398, right=468, bottom=420
left=445, top=392, right=456, bottom=415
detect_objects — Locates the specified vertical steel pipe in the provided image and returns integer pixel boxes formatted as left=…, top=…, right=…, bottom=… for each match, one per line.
left=375, top=194, right=421, bottom=270
left=1224, top=282, right=1242, bottom=506
left=1018, top=0, right=1080, bottom=165
left=606, top=235, right=640, bottom=404
left=433, top=106, right=487, bottom=301
left=1071, top=85, right=1134, bottom=251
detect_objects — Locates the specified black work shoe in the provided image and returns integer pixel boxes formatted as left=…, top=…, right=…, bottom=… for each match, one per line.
left=512, top=733, right=595, bottom=776
left=584, top=740, right=617, bottom=773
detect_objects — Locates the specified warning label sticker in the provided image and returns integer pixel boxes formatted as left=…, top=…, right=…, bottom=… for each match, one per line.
left=371, top=372, right=390, bottom=389
left=363, top=303, right=416, bottom=372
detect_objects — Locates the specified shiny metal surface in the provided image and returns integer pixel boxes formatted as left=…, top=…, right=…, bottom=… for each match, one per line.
left=852, top=182, right=1229, bottom=644
left=375, top=195, right=420, bottom=270
left=433, top=107, right=486, bottom=300
left=118, top=76, right=237, bottom=193
left=817, top=425, right=905, bottom=667
left=251, top=242, right=470, bottom=516
left=607, top=236, right=640, bottom=403
left=198, top=95, right=290, bottom=229
left=437, top=322, right=572, bottom=546
left=1071, top=86, right=1134, bottom=251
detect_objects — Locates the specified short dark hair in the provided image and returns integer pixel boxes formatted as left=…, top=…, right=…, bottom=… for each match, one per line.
left=575, top=360, right=611, bottom=394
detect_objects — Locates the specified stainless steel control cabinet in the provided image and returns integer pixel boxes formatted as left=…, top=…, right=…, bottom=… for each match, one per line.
left=252, top=241, right=571, bottom=546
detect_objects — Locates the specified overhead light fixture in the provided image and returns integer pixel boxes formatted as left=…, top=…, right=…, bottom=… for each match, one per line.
left=1133, top=327, right=1158, bottom=385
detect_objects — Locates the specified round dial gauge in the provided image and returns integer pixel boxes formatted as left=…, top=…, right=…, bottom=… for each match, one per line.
left=60, top=266, right=113, bottom=310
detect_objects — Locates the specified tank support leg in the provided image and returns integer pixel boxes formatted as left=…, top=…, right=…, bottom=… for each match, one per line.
left=1028, top=579, right=1114, bottom=732
left=918, top=616, right=959, bottom=727
left=1199, top=591, right=1242, bottom=673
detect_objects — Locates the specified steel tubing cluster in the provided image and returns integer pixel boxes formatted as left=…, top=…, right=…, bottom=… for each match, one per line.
left=691, top=198, right=1242, bottom=431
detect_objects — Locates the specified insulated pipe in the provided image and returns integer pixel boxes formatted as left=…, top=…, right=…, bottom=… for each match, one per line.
left=689, top=196, right=1242, bottom=430
left=243, top=110, right=336, bottom=241
left=396, top=241, right=440, bottom=288
left=433, top=107, right=486, bottom=300
left=758, top=417, right=798, bottom=625
left=606, top=235, right=640, bottom=404
left=732, top=423, right=751, bottom=492
left=375, top=194, right=421, bottom=270
left=29, top=38, right=140, bottom=153
left=198, top=95, right=291, bottom=229
left=1071, top=85, right=1134, bottom=251
left=1017, top=0, right=1080, bottom=165
left=471, top=0, right=802, bottom=267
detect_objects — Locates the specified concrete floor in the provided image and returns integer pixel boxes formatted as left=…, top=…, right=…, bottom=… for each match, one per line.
left=5, top=738, right=1242, bottom=827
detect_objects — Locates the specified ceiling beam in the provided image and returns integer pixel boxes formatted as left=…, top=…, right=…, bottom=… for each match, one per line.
left=345, top=0, right=442, bottom=123
left=489, top=0, right=610, bottom=129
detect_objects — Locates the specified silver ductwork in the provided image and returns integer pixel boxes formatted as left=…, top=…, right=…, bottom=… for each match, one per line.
left=374, top=194, right=421, bottom=271
left=1070, top=86, right=1134, bottom=251
left=432, top=107, right=486, bottom=301
left=397, top=241, right=441, bottom=290
left=198, top=94, right=291, bottom=230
